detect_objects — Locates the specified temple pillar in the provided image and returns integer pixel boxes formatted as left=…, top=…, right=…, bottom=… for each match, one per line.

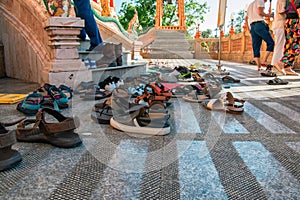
left=177, top=0, right=186, bottom=28
left=155, top=0, right=163, bottom=28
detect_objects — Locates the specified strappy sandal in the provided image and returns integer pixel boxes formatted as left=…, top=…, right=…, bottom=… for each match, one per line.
left=0, top=118, right=24, bottom=171
left=225, top=92, right=245, bottom=108
left=192, top=72, right=205, bottom=82
left=182, top=90, right=209, bottom=103
left=91, top=99, right=113, bottom=124
left=202, top=92, right=244, bottom=114
left=170, top=85, right=194, bottom=98
left=16, top=108, right=82, bottom=148
left=135, top=84, right=172, bottom=107
left=260, top=70, right=277, bottom=77
left=16, top=92, right=44, bottom=116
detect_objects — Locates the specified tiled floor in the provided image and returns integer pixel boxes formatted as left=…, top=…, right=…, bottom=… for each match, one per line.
left=0, top=59, right=300, bottom=199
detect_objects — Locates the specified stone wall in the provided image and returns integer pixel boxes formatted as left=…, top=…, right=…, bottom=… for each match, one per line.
left=0, top=0, right=50, bottom=83
left=194, top=32, right=300, bottom=68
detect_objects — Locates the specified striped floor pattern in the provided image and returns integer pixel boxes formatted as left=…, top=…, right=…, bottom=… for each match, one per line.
left=0, top=59, right=300, bottom=199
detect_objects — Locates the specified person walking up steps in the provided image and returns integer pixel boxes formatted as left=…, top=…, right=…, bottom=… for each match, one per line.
left=73, top=0, right=103, bottom=51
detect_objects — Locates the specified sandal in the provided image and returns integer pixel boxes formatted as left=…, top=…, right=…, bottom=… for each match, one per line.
left=16, top=92, right=44, bottom=116
left=222, top=75, right=241, bottom=83
left=91, top=99, right=113, bottom=124
left=260, top=70, right=277, bottom=77
left=170, top=85, right=194, bottom=97
left=80, top=88, right=112, bottom=100
left=16, top=108, right=82, bottom=148
left=182, top=91, right=210, bottom=103
left=225, top=92, right=245, bottom=108
left=202, top=93, right=244, bottom=114
left=0, top=118, right=24, bottom=171
left=110, top=105, right=170, bottom=135
left=266, top=78, right=288, bottom=85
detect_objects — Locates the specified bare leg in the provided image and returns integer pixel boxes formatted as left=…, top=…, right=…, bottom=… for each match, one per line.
left=274, top=61, right=286, bottom=75
left=261, top=51, right=272, bottom=65
left=254, top=57, right=261, bottom=71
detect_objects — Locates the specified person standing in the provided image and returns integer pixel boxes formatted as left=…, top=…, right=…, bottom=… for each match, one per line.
left=73, top=0, right=103, bottom=51
left=271, top=0, right=286, bottom=65
left=245, top=0, right=275, bottom=71
left=273, top=0, right=300, bottom=76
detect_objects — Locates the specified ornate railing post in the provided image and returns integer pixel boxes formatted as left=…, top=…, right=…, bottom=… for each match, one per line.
left=44, top=17, right=90, bottom=86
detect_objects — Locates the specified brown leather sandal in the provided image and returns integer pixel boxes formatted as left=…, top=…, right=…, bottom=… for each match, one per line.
left=16, top=108, right=82, bottom=148
left=0, top=118, right=24, bottom=171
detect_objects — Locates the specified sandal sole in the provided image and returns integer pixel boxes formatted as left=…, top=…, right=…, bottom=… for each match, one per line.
left=110, top=118, right=170, bottom=136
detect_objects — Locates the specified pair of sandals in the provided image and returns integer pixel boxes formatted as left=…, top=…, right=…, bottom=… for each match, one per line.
left=16, top=84, right=72, bottom=115
left=202, top=92, right=245, bottom=114
left=92, top=88, right=170, bottom=135
left=0, top=108, right=81, bottom=171
left=134, top=83, right=172, bottom=107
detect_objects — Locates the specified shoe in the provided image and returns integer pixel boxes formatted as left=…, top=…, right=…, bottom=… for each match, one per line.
left=0, top=118, right=24, bottom=171
left=284, top=69, right=299, bottom=76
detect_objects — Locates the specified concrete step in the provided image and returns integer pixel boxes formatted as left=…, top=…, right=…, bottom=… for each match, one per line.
left=78, top=40, right=91, bottom=51
left=148, top=50, right=193, bottom=59
left=149, top=44, right=191, bottom=51
left=78, top=50, right=103, bottom=61
left=91, top=62, right=147, bottom=83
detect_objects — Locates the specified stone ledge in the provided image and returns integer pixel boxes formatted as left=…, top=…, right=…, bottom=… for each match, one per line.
left=46, top=17, right=84, bottom=28
left=91, top=63, right=147, bottom=82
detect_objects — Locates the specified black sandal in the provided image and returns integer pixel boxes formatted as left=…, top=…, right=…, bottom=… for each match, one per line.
left=266, top=78, right=288, bottom=85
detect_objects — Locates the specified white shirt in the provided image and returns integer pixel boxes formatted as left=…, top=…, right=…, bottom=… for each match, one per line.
left=247, top=0, right=265, bottom=25
left=272, top=0, right=286, bottom=29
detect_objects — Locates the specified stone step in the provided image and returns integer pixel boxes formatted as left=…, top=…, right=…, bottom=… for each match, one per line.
left=148, top=50, right=193, bottom=59
left=148, top=30, right=194, bottom=59
left=78, top=50, right=103, bottom=61
left=78, top=40, right=91, bottom=51
left=91, top=62, right=147, bottom=83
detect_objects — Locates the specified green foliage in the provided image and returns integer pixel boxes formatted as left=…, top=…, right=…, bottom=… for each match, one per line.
left=118, top=0, right=156, bottom=31
left=118, top=2, right=137, bottom=30
left=234, top=10, right=246, bottom=33
left=201, top=29, right=213, bottom=38
left=185, top=0, right=209, bottom=35
left=227, top=10, right=246, bottom=34
left=118, top=0, right=209, bottom=37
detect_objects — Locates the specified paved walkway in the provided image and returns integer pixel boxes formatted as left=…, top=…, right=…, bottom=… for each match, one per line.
left=0, top=59, right=300, bottom=199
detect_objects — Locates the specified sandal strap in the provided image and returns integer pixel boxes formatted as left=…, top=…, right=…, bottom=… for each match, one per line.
left=37, top=108, right=79, bottom=135
left=16, top=119, right=40, bottom=138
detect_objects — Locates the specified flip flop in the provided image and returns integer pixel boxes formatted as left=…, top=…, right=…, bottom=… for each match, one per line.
left=266, top=78, right=288, bottom=85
